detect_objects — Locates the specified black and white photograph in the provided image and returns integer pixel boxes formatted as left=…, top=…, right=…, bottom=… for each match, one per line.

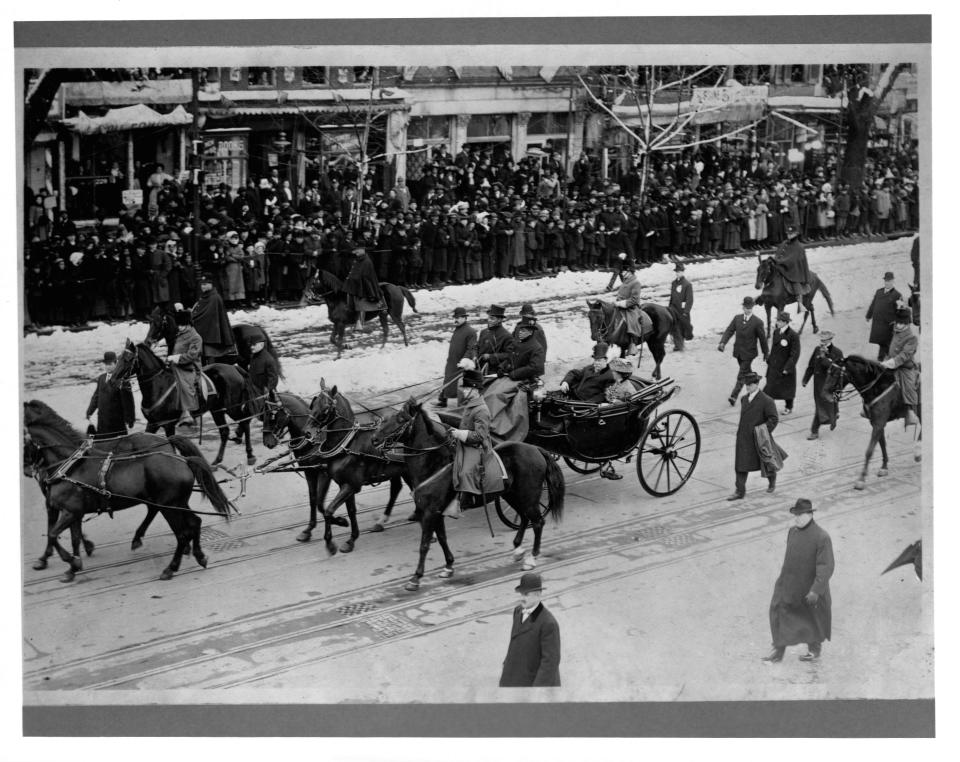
left=9, top=11, right=941, bottom=746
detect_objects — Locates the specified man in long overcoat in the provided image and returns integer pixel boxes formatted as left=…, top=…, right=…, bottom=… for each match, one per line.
left=613, top=261, right=644, bottom=356
left=772, top=225, right=811, bottom=302
left=718, top=295, right=769, bottom=405
left=344, top=247, right=384, bottom=321
left=511, top=304, right=548, bottom=360
left=504, top=317, right=545, bottom=382
left=167, top=309, right=204, bottom=427
left=86, top=351, right=135, bottom=439
left=499, top=572, right=561, bottom=687
left=436, top=306, right=477, bottom=408
left=763, top=498, right=834, bottom=663
left=191, top=275, right=236, bottom=364
left=448, top=370, right=505, bottom=509
left=146, top=237, right=172, bottom=307
left=667, top=262, right=694, bottom=351
left=865, top=271, right=903, bottom=361
left=476, top=304, right=515, bottom=376
left=801, top=330, right=844, bottom=440
left=729, top=372, right=779, bottom=500
left=765, top=312, right=801, bottom=415
left=881, top=306, right=920, bottom=427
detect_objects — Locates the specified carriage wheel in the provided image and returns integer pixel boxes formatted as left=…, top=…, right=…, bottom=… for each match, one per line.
left=495, top=479, right=553, bottom=530
left=636, top=409, right=701, bottom=497
left=562, top=456, right=602, bottom=474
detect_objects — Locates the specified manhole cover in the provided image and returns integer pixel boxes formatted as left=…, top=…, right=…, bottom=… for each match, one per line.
left=199, top=526, right=247, bottom=551
left=635, top=525, right=668, bottom=540
left=336, top=601, right=379, bottom=616
left=661, top=533, right=697, bottom=547
left=366, top=612, right=421, bottom=639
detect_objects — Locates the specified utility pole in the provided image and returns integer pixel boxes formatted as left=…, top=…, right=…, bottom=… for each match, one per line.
left=190, top=67, right=201, bottom=261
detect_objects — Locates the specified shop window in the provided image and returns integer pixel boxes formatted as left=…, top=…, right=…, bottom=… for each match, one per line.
left=200, top=68, right=220, bottom=86
left=755, top=65, right=771, bottom=84
left=248, top=67, right=276, bottom=87
left=303, top=66, right=327, bottom=85
left=789, top=65, right=806, bottom=83
left=407, top=116, right=450, bottom=141
left=466, top=114, right=510, bottom=139
left=527, top=112, right=569, bottom=136
left=354, top=67, right=373, bottom=83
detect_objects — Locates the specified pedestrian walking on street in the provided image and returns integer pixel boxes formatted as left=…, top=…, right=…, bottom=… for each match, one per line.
left=762, top=498, right=834, bottom=663
left=865, top=271, right=903, bottom=361
left=499, top=572, right=561, bottom=687
left=765, top=312, right=801, bottom=415
left=667, top=262, right=694, bottom=351
left=801, top=330, right=843, bottom=440
left=435, top=306, right=477, bottom=408
left=85, top=351, right=135, bottom=440
left=718, top=296, right=769, bottom=406
left=728, top=372, right=780, bottom=500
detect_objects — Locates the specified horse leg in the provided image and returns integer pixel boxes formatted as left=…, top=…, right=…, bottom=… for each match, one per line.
left=297, top=472, right=326, bottom=542
left=380, top=312, right=389, bottom=347
left=396, top=316, right=409, bottom=347
left=33, top=506, right=58, bottom=570
left=404, top=512, right=435, bottom=591
left=808, top=300, right=819, bottom=334
left=81, top=532, right=95, bottom=557
left=188, top=513, right=208, bottom=569
left=48, top=509, right=83, bottom=583
left=158, top=510, right=189, bottom=580
left=511, top=511, right=529, bottom=567
left=877, top=429, right=890, bottom=477
left=243, top=420, right=256, bottom=466
left=324, top=483, right=357, bottom=531
left=649, top=337, right=665, bottom=381
left=855, top=426, right=882, bottom=489
left=372, top=476, right=403, bottom=532
left=131, top=506, right=158, bottom=550
left=339, top=495, right=360, bottom=554
left=766, top=304, right=773, bottom=339
left=434, top=514, right=456, bottom=579
left=211, top=410, right=228, bottom=466
left=145, top=421, right=159, bottom=435
left=527, top=512, right=545, bottom=571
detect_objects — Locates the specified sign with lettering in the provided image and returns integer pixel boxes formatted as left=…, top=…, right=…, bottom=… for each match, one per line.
left=122, top=189, right=143, bottom=207
left=690, top=85, right=768, bottom=125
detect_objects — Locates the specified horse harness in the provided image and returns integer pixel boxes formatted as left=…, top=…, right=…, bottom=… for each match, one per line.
left=829, top=360, right=900, bottom=412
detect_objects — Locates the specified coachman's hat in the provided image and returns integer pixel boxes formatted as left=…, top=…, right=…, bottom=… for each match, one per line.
left=674, top=262, right=685, bottom=272
left=102, top=351, right=117, bottom=364
left=520, top=303, right=537, bottom=317
left=487, top=304, right=506, bottom=318
left=786, top=224, right=799, bottom=237
left=592, top=342, right=610, bottom=359
left=461, top=369, right=485, bottom=389
left=515, top=572, right=543, bottom=593
left=789, top=498, right=814, bottom=515
left=517, top=315, right=537, bottom=329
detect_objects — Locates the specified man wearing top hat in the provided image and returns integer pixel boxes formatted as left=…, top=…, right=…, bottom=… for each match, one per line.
left=865, top=271, right=903, bottom=361
left=499, top=572, right=561, bottom=687
left=435, top=306, right=478, bottom=409
left=763, top=498, right=834, bottom=663
left=85, top=351, right=135, bottom=440
left=771, top=224, right=811, bottom=309
left=344, top=247, right=385, bottom=329
left=559, top=342, right=614, bottom=403
left=667, top=262, right=694, bottom=351
left=719, top=295, right=770, bottom=405
left=511, top=304, right=548, bottom=360
left=728, top=370, right=780, bottom=500
left=765, top=312, right=802, bottom=416
left=801, top=329, right=844, bottom=440
left=476, top=304, right=515, bottom=377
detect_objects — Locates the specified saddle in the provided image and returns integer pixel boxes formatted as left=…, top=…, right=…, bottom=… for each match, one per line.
left=198, top=371, right=216, bottom=400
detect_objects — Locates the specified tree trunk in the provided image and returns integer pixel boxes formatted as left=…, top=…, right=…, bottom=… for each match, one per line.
left=841, top=106, right=871, bottom=190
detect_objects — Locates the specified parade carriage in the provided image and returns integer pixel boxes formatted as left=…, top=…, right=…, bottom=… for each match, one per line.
left=438, top=375, right=701, bottom=528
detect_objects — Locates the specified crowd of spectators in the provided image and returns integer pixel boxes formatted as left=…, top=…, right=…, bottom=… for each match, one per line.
left=23, top=136, right=919, bottom=328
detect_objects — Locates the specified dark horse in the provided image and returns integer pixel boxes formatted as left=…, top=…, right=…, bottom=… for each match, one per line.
left=586, top=300, right=673, bottom=380
left=822, top=355, right=921, bottom=490
left=308, top=270, right=417, bottom=358
left=287, top=381, right=415, bottom=555
left=754, top=256, right=835, bottom=338
left=112, top=339, right=258, bottom=466
left=372, top=398, right=565, bottom=591
left=23, top=400, right=231, bottom=582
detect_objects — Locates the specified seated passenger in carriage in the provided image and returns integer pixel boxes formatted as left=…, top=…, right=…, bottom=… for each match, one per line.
left=604, top=357, right=641, bottom=403
left=448, top=369, right=507, bottom=512
left=558, top=342, right=614, bottom=403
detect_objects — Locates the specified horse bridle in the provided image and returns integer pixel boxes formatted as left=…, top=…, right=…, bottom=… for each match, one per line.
left=826, top=358, right=885, bottom=404
left=375, top=407, right=453, bottom=454
left=115, top=344, right=166, bottom=385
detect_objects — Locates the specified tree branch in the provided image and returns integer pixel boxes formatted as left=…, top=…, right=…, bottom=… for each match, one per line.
left=652, top=65, right=719, bottom=95
left=577, top=74, right=648, bottom=148
left=661, top=118, right=763, bottom=153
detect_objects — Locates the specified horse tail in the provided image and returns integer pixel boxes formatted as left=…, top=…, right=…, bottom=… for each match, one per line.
left=817, top=278, right=836, bottom=316
left=166, top=435, right=233, bottom=519
left=400, top=286, right=418, bottom=313
left=540, top=450, right=565, bottom=524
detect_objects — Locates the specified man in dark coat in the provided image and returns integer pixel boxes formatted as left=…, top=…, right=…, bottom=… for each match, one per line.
left=865, top=271, right=903, bottom=360
left=191, top=275, right=236, bottom=365
left=85, top=351, right=135, bottom=439
left=801, top=330, right=843, bottom=440
left=765, top=312, right=801, bottom=415
left=772, top=225, right=811, bottom=303
left=667, top=262, right=694, bottom=351
left=247, top=338, right=280, bottom=402
left=436, top=306, right=477, bottom=408
left=476, top=304, right=515, bottom=376
left=511, top=303, right=548, bottom=360
left=505, top=317, right=545, bottom=382
left=763, top=498, right=834, bottom=663
left=344, top=247, right=384, bottom=324
left=718, top=295, right=769, bottom=406
left=559, top=342, right=614, bottom=403
left=499, top=572, right=561, bottom=687
left=728, top=372, right=779, bottom=500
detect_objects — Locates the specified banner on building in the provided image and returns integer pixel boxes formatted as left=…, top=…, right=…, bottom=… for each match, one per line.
left=122, top=189, right=143, bottom=207
left=690, top=85, right=768, bottom=125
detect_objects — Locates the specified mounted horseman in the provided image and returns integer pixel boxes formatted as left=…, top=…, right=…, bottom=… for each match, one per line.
left=611, top=256, right=647, bottom=357
left=881, top=306, right=921, bottom=432
left=343, top=246, right=385, bottom=331
left=167, top=307, right=204, bottom=428
left=771, top=225, right=811, bottom=312
left=191, top=274, right=236, bottom=365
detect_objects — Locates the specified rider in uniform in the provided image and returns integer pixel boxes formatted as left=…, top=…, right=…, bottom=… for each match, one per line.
left=559, top=342, right=614, bottom=403
left=167, top=308, right=203, bottom=427
left=772, top=224, right=811, bottom=312
left=613, top=258, right=645, bottom=356
left=449, top=369, right=505, bottom=512
left=476, top=304, right=515, bottom=376
left=881, top=306, right=920, bottom=427
left=344, top=247, right=384, bottom=329
left=191, top=274, right=235, bottom=365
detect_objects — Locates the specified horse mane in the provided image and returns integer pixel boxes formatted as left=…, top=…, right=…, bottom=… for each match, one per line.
left=846, top=354, right=893, bottom=375
left=317, top=270, right=344, bottom=294
left=24, top=400, right=84, bottom=446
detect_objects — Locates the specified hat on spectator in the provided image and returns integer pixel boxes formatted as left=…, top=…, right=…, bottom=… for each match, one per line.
left=199, top=273, right=214, bottom=285
left=487, top=304, right=506, bottom=318
left=789, top=498, right=814, bottom=515
left=174, top=309, right=192, bottom=326
left=452, top=307, right=468, bottom=318
left=777, top=312, right=792, bottom=324
left=883, top=271, right=895, bottom=281
left=742, top=296, right=755, bottom=308
left=895, top=306, right=913, bottom=322
left=674, top=262, right=685, bottom=272
left=819, top=330, right=835, bottom=342
left=514, top=572, right=543, bottom=593
left=743, top=371, right=761, bottom=385
left=592, top=342, right=609, bottom=359
left=102, top=351, right=117, bottom=364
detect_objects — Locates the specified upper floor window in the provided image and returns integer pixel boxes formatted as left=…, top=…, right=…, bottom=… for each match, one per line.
left=248, top=67, right=275, bottom=87
left=303, top=66, right=327, bottom=85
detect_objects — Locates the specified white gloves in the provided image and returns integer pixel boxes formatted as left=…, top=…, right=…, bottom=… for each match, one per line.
left=457, top=357, right=476, bottom=371
left=451, top=429, right=470, bottom=442
left=168, top=354, right=181, bottom=364
left=615, top=299, right=627, bottom=308
left=881, top=358, right=896, bottom=369
left=560, top=381, right=570, bottom=393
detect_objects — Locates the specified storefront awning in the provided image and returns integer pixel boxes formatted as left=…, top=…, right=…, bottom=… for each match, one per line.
left=64, top=104, right=193, bottom=135
left=203, top=101, right=408, bottom=119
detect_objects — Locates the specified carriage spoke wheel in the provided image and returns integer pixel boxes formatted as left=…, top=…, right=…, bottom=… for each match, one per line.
left=562, top=457, right=601, bottom=474
left=637, top=409, right=701, bottom=497
left=495, top=478, right=553, bottom=531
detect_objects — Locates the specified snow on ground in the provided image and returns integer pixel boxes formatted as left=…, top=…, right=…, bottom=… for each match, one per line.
left=22, top=236, right=916, bottom=433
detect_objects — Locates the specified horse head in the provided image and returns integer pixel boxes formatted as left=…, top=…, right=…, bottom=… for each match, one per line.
left=585, top=299, right=607, bottom=342
left=261, top=397, right=288, bottom=450
left=372, top=396, right=421, bottom=450
left=144, top=307, right=173, bottom=348
left=755, top=257, right=774, bottom=291
left=303, top=382, right=351, bottom=447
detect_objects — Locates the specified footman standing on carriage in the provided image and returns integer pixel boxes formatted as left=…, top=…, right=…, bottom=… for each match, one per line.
left=801, top=330, right=843, bottom=440
left=559, top=342, right=614, bottom=403
left=85, top=351, right=135, bottom=439
left=865, top=271, right=903, bottom=361
left=476, top=304, right=515, bottom=376
left=168, top=308, right=203, bottom=428
left=719, top=296, right=769, bottom=406
left=765, top=312, right=801, bottom=416
left=667, top=262, right=694, bottom=351
left=512, top=304, right=548, bottom=361
left=771, top=225, right=811, bottom=312
left=448, top=369, right=506, bottom=514
left=728, top=371, right=779, bottom=500
left=435, top=306, right=477, bottom=409
left=191, top=274, right=236, bottom=365
left=499, top=572, right=561, bottom=688
left=612, top=258, right=644, bottom=356
left=881, top=306, right=921, bottom=430
left=762, top=498, right=834, bottom=664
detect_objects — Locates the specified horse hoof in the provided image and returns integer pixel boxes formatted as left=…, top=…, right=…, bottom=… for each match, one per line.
left=131, top=538, right=143, bottom=550
left=512, top=547, right=525, bottom=562
left=247, top=456, right=257, bottom=466
left=83, top=540, right=95, bottom=557
left=212, top=458, right=223, bottom=467
left=327, top=515, right=349, bottom=528
left=438, top=566, right=454, bottom=579
left=404, top=578, right=421, bottom=592
left=59, top=571, right=75, bottom=584
left=371, top=522, right=385, bottom=533
left=195, top=553, right=208, bottom=569
left=854, top=481, right=866, bottom=491
left=877, top=468, right=889, bottom=478
left=296, top=531, right=312, bottom=543
left=325, top=543, right=338, bottom=557
left=522, top=559, right=537, bottom=571
left=339, top=540, right=355, bottom=554
left=159, top=569, right=174, bottom=581
left=914, top=453, right=922, bottom=463
left=32, top=558, right=48, bottom=571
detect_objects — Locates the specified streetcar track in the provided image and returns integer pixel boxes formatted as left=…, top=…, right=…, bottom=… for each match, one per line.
left=24, top=446, right=916, bottom=689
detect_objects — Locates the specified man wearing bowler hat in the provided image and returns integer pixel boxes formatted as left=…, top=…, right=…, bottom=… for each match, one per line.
left=85, top=351, right=135, bottom=440
left=499, top=572, right=561, bottom=687
left=763, top=498, right=834, bottom=663
left=801, top=329, right=843, bottom=440
left=719, top=295, right=769, bottom=405
left=729, top=371, right=780, bottom=500
left=667, top=262, right=694, bottom=351
left=865, top=271, right=903, bottom=361
left=476, top=304, right=515, bottom=377
left=435, top=306, right=477, bottom=409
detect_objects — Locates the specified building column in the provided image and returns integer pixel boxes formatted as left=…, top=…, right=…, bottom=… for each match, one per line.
left=568, top=111, right=587, bottom=175
left=126, top=131, right=135, bottom=190
left=293, top=118, right=306, bottom=191
left=178, top=127, right=187, bottom=177
left=452, top=114, right=471, bottom=154
left=57, top=139, right=67, bottom=212
left=386, top=109, right=410, bottom=186
left=513, top=111, right=531, bottom=162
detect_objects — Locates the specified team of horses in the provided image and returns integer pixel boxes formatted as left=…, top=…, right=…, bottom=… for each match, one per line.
left=23, top=250, right=922, bottom=588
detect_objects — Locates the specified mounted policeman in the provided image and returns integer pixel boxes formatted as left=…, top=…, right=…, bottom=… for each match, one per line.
left=771, top=225, right=811, bottom=311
